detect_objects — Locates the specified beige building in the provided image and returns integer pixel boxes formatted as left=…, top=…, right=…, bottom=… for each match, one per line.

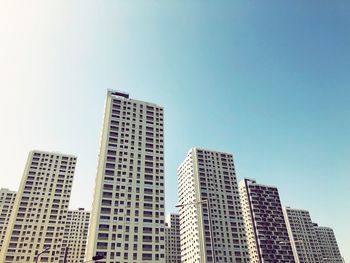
left=86, top=91, right=165, bottom=262
left=0, top=150, right=77, bottom=262
left=165, top=213, right=181, bottom=263
left=0, top=189, right=16, bottom=252
left=283, top=207, right=322, bottom=263
left=239, top=179, right=295, bottom=263
left=314, top=225, right=343, bottom=263
left=61, top=208, right=90, bottom=262
left=177, top=148, right=249, bottom=263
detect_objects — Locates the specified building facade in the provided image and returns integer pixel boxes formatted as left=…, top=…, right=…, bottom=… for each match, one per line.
left=177, top=148, right=249, bottom=263
left=239, top=179, right=295, bottom=263
left=314, top=225, right=343, bottom=263
left=0, top=150, right=77, bottom=262
left=0, top=189, right=16, bottom=252
left=283, top=207, right=322, bottom=263
left=61, top=208, right=90, bottom=262
left=86, top=90, right=165, bottom=262
left=165, top=213, right=181, bottom=263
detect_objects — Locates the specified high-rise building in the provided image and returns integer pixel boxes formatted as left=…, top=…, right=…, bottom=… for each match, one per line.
left=283, top=207, right=322, bottom=263
left=61, top=208, right=90, bottom=262
left=0, top=150, right=77, bottom=263
left=165, top=213, right=181, bottom=263
left=0, top=189, right=16, bottom=251
left=86, top=90, right=165, bottom=262
left=177, top=148, right=249, bottom=263
left=239, top=179, right=295, bottom=263
left=314, top=225, right=343, bottom=263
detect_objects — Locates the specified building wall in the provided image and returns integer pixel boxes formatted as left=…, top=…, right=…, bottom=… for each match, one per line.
left=165, top=213, right=181, bottom=263
left=283, top=207, right=322, bottom=263
left=0, top=150, right=76, bottom=262
left=239, top=179, right=295, bottom=263
left=61, top=209, right=90, bottom=262
left=178, top=148, right=249, bottom=263
left=314, top=226, right=343, bottom=263
left=0, top=189, right=16, bottom=252
left=86, top=90, right=165, bottom=262
left=238, top=180, right=259, bottom=263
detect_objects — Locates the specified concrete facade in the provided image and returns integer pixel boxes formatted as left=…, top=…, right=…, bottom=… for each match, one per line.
left=177, top=148, right=249, bottom=263
left=86, top=90, right=165, bottom=262
left=165, top=213, right=181, bottom=263
left=239, top=179, right=295, bottom=263
left=0, top=150, right=76, bottom=262
left=314, top=225, right=343, bottom=263
left=61, top=208, right=90, bottom=262
left=283, top=207, right=322, bottom=263
left=0, top=189, right=16, bottom=252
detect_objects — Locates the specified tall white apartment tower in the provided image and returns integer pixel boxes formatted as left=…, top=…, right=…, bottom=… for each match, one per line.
left=61, top=208, right=91, bottom=262
left=239, top=179, right=295, bottom=263
left=314, top=225, right=343, bottom=263
left=0, top=189, right=17, bottom=251
left=165, top=213, right=181, bottom=263
left=283, top=207, right=322, bottom=263
left=0, top=150, right=77, bottom=262
left=177, top=148, right=249, bottom=263
left=86, top=91, right=165, bottom=262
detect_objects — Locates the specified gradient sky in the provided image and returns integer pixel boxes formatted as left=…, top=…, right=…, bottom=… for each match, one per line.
left=0, top=1, right=349, bottom=261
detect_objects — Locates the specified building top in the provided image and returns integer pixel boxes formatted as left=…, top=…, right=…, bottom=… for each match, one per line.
left=284, top=207, right=310, bottom=213
left=108, top=89, right=130, bottom=99
left=165, top=213, right=179, bottom=221
left=316, top=226, right=334, bottom=230
left=0, top=188, right=16, bottom=192
left=30, top=150, right=77, bottom=158
left=191, top=147, right=234, bottom=156
left=169, top=212, right=179, bottom=216
left=241, top=178, right=278, bottom=190
left=107, top=89, right=163, bottom=108
left=178, top=147, right=235, bottom=171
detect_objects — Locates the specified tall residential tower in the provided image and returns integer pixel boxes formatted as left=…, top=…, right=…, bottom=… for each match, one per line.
left=165, top=213, right=181, bottom=263
left=0, top=150, right=77, bottom=262
left=0, top=189, right=16, bottom=252
left=239, top=179, right=295, bottom=263
left=61, top=208, right=90, bottom=262
left=87, top=91, right=165, bottom=262
left=177, top=148, right=249, bottom=263
left=283, top=207, right=322, bottom=263
left=314, top=225, right=343, bottom=263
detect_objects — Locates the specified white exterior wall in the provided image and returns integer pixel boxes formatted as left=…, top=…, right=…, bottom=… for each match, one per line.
left=61, top=209, right=90, bottom=262
left=283, top=207, right=322, bottom=263
left=0, top=189, right=16, bottom=252
left=0, top=150, right=76, bottom=262
left=86, top=90, right=165, bottom=262
left=178, top=148, right=249, bottom=263
left=238, top=181, right=259, bottom=263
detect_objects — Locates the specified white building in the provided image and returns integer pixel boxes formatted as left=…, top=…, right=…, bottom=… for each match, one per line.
left=61, top=208, right=90, bottom=262
left=177, top=148, right=249, bottom=263
left=0, top=150, right=77, bottom=262
left=86, top=90, right=165, bottom=262
left=165, top=213, right=181, bottom=263
left=0, top=189, right=16, bottom=252
left=314, top=225, right=343, bottom=263
left=283, top=207, right=322, bottom=263
left=239, top=179, right=295, bottom=263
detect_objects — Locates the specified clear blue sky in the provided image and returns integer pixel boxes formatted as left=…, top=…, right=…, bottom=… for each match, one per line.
left=0, top=1, right=349, bottom=261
